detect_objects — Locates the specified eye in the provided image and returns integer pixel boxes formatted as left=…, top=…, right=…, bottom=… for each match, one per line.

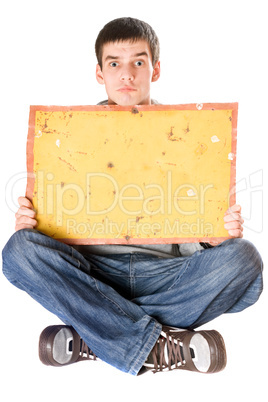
left=135, top=60, right=144, bottom=66
left=110, top=62, right=119, bottom=67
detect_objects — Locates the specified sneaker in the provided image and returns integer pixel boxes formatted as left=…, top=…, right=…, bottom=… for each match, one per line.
left=142, top=326, right=227, bottom=374
left=39, top=325, right=96, bottom=367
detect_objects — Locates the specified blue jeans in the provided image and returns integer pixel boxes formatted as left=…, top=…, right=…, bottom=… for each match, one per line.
left=2, top=229, right=263, bottom=375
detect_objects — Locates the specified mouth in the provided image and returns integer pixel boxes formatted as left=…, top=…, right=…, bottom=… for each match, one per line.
left=117, top=86, right=137, bottom=92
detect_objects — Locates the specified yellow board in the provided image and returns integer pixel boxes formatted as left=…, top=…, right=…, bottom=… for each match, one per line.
left=26, top=103, right=237, bottom=244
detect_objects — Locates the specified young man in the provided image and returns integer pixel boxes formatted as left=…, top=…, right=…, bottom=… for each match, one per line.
left=2, top=17, right=263, bottom=375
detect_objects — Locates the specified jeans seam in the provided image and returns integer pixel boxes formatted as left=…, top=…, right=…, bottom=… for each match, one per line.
left=167, top=259, right=191, bottom=291
left=71, top=248, right=81, bottom=269
left=130, top=254, right=135, bottom=299
left=94, top=278, right=136, bottom=323
left=130, top=319, right=162, bottom=375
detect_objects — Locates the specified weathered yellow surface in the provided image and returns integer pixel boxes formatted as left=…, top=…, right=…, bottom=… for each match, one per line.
left=27, top=104, right=237, bottom=244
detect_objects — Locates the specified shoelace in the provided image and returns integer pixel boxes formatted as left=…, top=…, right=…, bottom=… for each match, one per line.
left=79, top=339, right=97, bottom=361
left=151, top=334, right=185, bottom=372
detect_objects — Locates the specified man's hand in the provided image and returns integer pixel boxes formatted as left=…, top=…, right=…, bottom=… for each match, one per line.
left=223, top=204, right=244, bottom=238
left=15, top=196, right=37, bottom=231
left=208, top=204, right=244, bottom=246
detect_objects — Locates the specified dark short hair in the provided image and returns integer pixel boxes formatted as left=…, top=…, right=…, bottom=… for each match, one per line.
left=95, top=17, right=160, bottom=69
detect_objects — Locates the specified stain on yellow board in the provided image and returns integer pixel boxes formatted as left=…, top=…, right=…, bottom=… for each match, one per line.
left=26, top=103, right=237, bottom=244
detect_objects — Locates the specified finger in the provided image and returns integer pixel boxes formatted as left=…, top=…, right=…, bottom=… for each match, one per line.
left=224, top=220, right=244, bottom=231
left=15, top=215, right=37, bottom=230
left=16, top=214, right=37, bottom=226
left=18, top=196, right=34, bottom=209
left=227, top=228, right=243, bottom=238
left=224, top=221, right=243, bottom=238
left=15, top=222, right=37, bottom=231
left=224, top=212, right=244, bottom=224
left=225, top=204, right=241, bottom=215
left=15, top=206, right=36, bottom=219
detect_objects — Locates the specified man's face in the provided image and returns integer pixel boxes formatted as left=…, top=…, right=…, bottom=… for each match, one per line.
left=96, top=40, right=160, bottom=106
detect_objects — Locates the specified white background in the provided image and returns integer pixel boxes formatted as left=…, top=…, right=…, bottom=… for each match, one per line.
left=0, top=0, right=267, bottom=401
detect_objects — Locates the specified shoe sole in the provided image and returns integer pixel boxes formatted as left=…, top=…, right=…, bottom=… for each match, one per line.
left=204, top=330, right=227, bottom=373
left=39, top=325, right=60, bottom=366
left=39, top=325, right=78, bottom=367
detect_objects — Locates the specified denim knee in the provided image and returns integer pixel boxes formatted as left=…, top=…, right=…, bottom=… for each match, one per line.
left=220, top=238, right=263, bottom=290
left=226, top=237, right=262, bottom=268
left=2, top=229, right=38, bottom=280
left=3, top=228, right=35, bottom=256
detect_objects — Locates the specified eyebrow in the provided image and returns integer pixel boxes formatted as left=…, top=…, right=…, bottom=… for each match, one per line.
left=134, top=51, right=149, bottom=58
left=104, top=51, right=149, bottom=62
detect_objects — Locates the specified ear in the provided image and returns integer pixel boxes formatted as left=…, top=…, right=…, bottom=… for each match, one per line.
left=96, top=64, right=105, bottom=85
left=151, top=60, right=161, bottom=82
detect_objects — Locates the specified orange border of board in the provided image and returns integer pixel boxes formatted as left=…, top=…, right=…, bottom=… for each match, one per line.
left=26, top=103, right=237, bottom=245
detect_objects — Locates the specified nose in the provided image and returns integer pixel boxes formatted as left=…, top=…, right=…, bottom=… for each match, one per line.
left=120, top=66, right=134, bottom=81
